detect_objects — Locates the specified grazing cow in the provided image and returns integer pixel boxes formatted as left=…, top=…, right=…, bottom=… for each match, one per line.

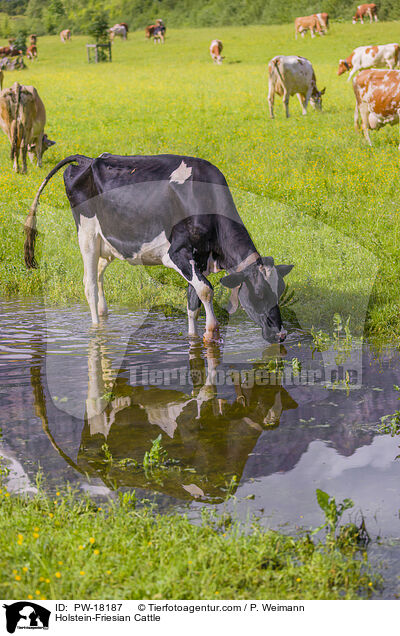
left=0, top=46, right=22, bottom=58
left=0, top=82, right=56, bottom=173
left=153, top=20, right=166, bottom=43
left=60, top=29, right=71, bottom=42
left=268, top=55, right=325, bottom=118
left=315, top=12, right=329, bottom=32
left=353, top=69, right=400, bottom=147
left=338, top=44, right=400, bottom=82
left=109, top=24, right=127, bottom=41
left=294, top=15, right=323, bottom=39
left=29, top=34, right=37, bottom=46
left=353, top=3, right=378, bottom=23
left=24, top=154, right=293, bottom=342
left=210, top=39, right=223, bottom=64
left=26, top=44, right=38, bottom=60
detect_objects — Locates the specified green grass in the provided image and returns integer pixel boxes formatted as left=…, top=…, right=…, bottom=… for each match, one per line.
left=1, top=23, right=400, bottom=338
left=0, top=480, right=377, bottom=599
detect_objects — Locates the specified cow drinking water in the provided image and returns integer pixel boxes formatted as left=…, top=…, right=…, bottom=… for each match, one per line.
left=24, top=154, right=293, bottom=342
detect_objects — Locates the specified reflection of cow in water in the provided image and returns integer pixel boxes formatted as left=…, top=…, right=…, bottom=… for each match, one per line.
left=30, top=334, right=297, bottom=502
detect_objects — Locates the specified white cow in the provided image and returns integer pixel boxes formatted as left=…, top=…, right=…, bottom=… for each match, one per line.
left=109, top=24, right=127, bottom=41
left=338, top=43, right=400, bottom=82
left=268, top=55, right=325, bottom=119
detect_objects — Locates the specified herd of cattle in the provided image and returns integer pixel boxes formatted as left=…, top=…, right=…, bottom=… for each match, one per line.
left=0, top=5, right=399, bottom=339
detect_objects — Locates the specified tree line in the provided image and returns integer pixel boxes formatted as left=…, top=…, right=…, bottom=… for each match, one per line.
left=0, top=0, right=400, bottom=37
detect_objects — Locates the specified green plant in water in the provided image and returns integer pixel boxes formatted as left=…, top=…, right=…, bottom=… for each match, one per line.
left=333, top=313, right=353, bottom=364
left=379, top=385, right=400, bottom=437
left=312, top=489, right=369, bottom=550
left=101, top=443, right=113, bottom=465
left=310, top=326, right=330, bottom=353
left=291, top=357, right=301, bottom=376
left=143, top=435, right=169, bottom=473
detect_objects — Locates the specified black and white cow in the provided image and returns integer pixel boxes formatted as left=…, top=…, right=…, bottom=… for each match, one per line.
left=24, top=154, right=293, bottom=342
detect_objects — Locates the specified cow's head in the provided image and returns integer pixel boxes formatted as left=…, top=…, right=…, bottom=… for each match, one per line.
left=337, top=59, right=350, bottom=75
left=310, top=87, right=326, bottom=110
left=220, top=258, right=294, bottom=342
left=28, top=134, right=56, bottom=155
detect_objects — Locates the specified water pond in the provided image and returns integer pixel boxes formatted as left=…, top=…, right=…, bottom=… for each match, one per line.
left=1, top=297, right=400, bottom=597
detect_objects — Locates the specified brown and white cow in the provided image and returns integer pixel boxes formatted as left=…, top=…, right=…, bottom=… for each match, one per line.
left=0, top=82, right=55, bottom=173
left=315, top=12, right=329, bottom=32
left=268, top=55, right=325, bottom=118
left=60, top=29, right=71, bottom=42
left=338, top=44, right=400, bottom=82
left=352, top=3, right=378, bottom=23
left=353, top=69, right=400, bottom=147
left=210, top=39, right=223, bottom=64
left=145, top=24, right=155, bottom=38
left=294, top=15, right=323, bottom=39
left=26, top=44, right=37, bottom=60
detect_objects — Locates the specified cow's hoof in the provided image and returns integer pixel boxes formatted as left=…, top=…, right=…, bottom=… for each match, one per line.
left=203, top=329, right=222, bottom=344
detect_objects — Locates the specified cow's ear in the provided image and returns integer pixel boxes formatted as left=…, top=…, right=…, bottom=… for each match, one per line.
left=220, top=272, right=245, bottom=288
left=276, top=264, right=294, bottom=278
left=320, top=87, right=326, bottom=95
left=261, top=256, right=275, bottom=268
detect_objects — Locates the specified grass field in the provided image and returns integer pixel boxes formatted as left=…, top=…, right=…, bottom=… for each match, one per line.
left=1, top=23, right=400, bottom=338
left=0, top=476, right=377, bottom=599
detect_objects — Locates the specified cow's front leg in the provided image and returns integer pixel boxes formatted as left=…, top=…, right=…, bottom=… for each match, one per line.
left=163, top=250, right=219, bottom=341
left=187, top=284, right=201, bottom=337
left=297, top=93, right=307, bottom=115
left=35, top=134, right=43, bottom=168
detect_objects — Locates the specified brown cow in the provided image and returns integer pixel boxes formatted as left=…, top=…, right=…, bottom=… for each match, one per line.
left=353, top=69, right=400, bottom=147
left=294, top=15, right=323, bottom=39
left=315, top=12, right=329, bottom=31
left=26, top=45, right=37, bottom=60
left=353, top=3, right=378, bottom=23
left=0, top=46, right=23, bottom=58
left=145, top=24, right=156, bottom=38
left=0, top=82, right=55, bottom=173
left=60, top=29, right=71, bottom=42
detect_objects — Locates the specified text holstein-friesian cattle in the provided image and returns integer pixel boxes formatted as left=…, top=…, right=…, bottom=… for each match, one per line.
left=352, top=3, right=378, bottom=23
left=338, top=44, right=400, bottom=82
left=0, top=82, right=55, bottom=173
left=353, top=69, right=400, bottom=147
left=24, top=154, right=293, bottom=342
left=268, top=55, right=325, bottom=118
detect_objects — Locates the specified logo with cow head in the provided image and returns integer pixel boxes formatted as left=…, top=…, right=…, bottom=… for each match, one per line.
left=3, top=602, right=50, bottom=633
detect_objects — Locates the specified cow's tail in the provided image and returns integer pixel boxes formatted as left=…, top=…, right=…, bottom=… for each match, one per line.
left=24, top=155, right=84, bottom=269
left=273, top=58, right=285, bottom=88
left=10, top=82, right=21, bottom=163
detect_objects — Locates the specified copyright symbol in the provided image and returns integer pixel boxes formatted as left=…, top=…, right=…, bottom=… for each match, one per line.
left=138, top=604, right=146, bottom=611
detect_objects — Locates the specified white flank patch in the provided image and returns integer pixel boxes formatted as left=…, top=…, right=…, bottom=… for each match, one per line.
left=169, top=160, right=192, bottom=184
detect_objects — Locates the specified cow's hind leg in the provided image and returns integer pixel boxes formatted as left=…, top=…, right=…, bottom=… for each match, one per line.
left=97, top=254, right=114, bottom=316
left=359, top=103, right=372, bottom=146
left=283, top=90, right=290, bottom=118
left=78, top=224, right=101, bottom=325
